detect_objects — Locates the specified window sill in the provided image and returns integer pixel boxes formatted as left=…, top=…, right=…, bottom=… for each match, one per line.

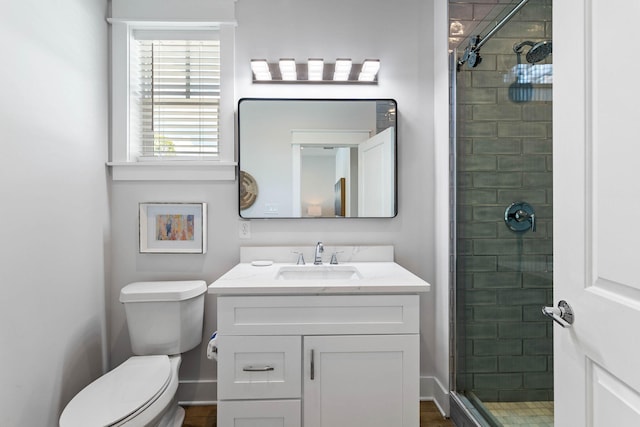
left=107, top=161, right=237, bottom=181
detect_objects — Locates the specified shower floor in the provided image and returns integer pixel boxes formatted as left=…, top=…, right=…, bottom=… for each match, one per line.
left=483, top=401, right=553, bottom=427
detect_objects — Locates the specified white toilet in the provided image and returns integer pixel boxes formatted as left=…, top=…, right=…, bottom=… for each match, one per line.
left=60, top=280, right=207, bottom=427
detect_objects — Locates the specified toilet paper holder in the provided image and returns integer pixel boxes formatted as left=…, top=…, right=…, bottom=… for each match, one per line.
left=206, top=332, right=218, bottom=361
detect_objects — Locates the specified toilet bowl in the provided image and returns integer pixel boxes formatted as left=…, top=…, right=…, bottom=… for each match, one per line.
left=60, top=355, right=182, bottom=427
left=59, top=280, right=207, bottom=427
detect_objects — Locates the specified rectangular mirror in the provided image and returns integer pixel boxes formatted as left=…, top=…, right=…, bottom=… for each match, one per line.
left=239, top=98, right=397, bottom=218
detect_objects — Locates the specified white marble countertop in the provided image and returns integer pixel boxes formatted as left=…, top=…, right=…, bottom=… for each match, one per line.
left=208, top=261, right=431, bottom=295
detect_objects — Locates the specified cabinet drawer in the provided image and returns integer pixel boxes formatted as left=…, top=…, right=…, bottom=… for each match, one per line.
left=217, top=335, right=301, bottom=399
left=217, top=399, right=300, bottom=427
left=218, top=294, right=420, bottom=335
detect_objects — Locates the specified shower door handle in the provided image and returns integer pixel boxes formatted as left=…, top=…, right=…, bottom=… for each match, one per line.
left=542, top=300, right=574, bottom=328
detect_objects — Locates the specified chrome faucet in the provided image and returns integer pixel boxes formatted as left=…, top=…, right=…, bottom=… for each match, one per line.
left=314, top=242, right=324, bottom=265
left=292, top=251, right=305, bottom=265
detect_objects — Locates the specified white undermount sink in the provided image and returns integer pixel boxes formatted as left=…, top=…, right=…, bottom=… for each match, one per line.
left=275, top=265, right=362, bottom=280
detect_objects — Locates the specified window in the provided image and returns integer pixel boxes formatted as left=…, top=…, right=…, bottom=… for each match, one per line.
left=133, top=35, right=221, bottom=160
left=109, top=22, right=236, bottom=181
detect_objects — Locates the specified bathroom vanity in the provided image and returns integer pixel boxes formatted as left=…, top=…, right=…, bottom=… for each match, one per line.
left=208, top=246, right=430, bottom=427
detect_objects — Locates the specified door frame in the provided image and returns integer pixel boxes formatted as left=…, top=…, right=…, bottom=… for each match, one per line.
left=290, top=129, right=370, bottom=217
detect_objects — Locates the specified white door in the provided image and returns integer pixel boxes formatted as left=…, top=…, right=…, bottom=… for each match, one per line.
left=303, top=335, right=419, bottom=427
left=358, top=127, right=395, bottom=216
left=554, top=1, right=640, bottom=425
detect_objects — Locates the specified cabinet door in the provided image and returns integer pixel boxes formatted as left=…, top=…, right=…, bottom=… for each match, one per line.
left=303, top=334, right=419, bottom=427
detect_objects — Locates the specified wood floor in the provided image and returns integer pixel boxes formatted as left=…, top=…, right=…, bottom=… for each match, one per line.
left=182, top=401, right=455, bottom=426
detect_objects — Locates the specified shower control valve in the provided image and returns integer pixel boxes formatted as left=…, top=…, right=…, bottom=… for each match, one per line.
left=515, top=209, right=536, bottom=232
left=504, top=202, right=536, bottom=233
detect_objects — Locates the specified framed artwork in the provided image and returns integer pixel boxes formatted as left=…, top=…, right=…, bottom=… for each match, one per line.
left=139, top=203, right=207, bottom=254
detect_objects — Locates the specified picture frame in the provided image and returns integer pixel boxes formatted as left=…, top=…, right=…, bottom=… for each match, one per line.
left=139, top=203, right=207, bottom=254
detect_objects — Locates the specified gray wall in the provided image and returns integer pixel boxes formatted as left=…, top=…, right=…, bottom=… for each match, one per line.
left=109, top=0, right=441, bottom=402
left=0, top=0, right=110, bottom=425
left=452, top=0, right=554, bottom=402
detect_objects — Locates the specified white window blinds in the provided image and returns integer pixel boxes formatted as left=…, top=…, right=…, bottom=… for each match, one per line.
left=134, top=38, right=220, bottom=159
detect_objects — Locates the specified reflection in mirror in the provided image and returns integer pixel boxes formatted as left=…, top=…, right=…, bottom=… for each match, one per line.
left=238, top=99, right=397, bottom=218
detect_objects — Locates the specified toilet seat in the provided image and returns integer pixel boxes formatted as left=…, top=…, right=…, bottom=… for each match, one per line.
left=59, top=355, right=171, bottom=427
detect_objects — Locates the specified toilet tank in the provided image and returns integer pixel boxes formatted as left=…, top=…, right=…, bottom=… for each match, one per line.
left=119, top=280, right=207, bottom=356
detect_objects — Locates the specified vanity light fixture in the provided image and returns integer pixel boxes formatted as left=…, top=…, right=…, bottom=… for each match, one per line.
left=250, top=58, right=380, bottom=84
left=279, top=58, right=297, bottom=81
left=358, top=59, right=381, bottom=82
left=250, top=59, right=272, bottom=81
left=333, top=58, right=352, bottom=81
left=307, top=58, right=324, bottom=81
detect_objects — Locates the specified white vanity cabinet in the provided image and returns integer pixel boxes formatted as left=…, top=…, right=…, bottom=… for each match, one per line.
left=215, top=294, right=421, bottom=427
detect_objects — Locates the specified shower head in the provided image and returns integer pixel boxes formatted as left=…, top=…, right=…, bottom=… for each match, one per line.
left=513, top=40, right=553, bottom=64
left=526, top=40, right=552, bottom=63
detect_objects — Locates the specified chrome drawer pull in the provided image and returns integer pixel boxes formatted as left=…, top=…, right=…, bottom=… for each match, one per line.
left=242, top=365, right=275, bottom=372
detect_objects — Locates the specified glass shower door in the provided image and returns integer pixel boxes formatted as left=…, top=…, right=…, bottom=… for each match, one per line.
left=450, top=0, right=553, bottom=425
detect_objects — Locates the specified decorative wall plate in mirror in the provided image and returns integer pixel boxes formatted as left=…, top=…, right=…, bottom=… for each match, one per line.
left=238, top=98, right=397, bottom=218
left=239, top=171, right=258, bottom=210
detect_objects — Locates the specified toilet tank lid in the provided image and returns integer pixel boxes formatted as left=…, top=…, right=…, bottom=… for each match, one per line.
left=120, top=280, right=207, bottom=302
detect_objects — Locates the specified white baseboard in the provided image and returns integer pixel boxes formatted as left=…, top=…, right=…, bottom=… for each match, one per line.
left=177, top=379, right=217, bottom=405
left=178, top=376, right=451, bottom=417
left=420, top=376, right=450, bottom=417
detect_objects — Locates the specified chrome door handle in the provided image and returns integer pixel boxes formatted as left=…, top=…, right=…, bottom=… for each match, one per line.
left=242, top=365, right=275, bottom=372
left=542, top=300, right=574, bottom=328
